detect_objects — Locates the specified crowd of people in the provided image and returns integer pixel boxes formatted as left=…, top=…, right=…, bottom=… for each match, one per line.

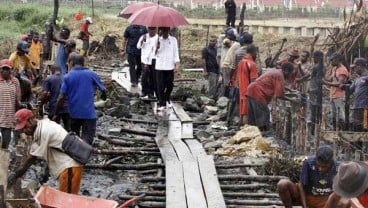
left=0, top=9, right=368, bottom=206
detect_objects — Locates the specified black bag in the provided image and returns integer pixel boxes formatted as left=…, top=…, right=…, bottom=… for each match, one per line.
left=61, top=132, right=93, bottom=165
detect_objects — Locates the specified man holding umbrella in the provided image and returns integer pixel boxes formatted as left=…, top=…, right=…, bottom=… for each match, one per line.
left=155, top=27, right=180, bottom=111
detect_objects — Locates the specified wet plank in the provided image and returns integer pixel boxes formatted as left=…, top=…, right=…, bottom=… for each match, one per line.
left=170, top=140, right=193, bottom=161
left=166, top=160, right=187, bottom=208
left=198, top=155, right=226, bottom=208
left=173, top=103, right=192, bottom=123
left=111, top=69, right=141, bottom=95
left=185, top=139, right=207, bottom=158
left=183, top=161, right=207, bottom=208
left=155, top=124, right=178, bottom=162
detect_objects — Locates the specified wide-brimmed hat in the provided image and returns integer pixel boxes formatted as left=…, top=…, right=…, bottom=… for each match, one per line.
left=287, top=49, right=299, bottom=57
left=333, top=161, right=368, bottom=198
left=14, top=109, right=34, bottom=130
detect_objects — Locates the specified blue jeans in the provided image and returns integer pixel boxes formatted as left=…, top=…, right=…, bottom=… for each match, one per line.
left=70, top=118, right=96, bottom=145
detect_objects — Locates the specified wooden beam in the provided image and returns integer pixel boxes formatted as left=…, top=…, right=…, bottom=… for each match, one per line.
left=166, top=160, right=186, bottom=208
left=183, top=161, right=207, bottom=208
left=198, top=155, right=226, bottom=208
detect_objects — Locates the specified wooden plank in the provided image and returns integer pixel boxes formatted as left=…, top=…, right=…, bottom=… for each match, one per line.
left=168, top=121, right=182, bottom=141
left=182, top=122, right=194, bottom=139
left=173, top=103, right=192, bottom=123
left=111, top=69, right=141, bottom=95
left=170, top=140, right=193, bottom=161
left=198, top=155, right=226, bottom=208
left=166, top=160, right=186, bottom=208
left=155, top=125, right=178, bottom=162
left=183, top=161, right=207, bottom=208
left=182, top=68, right=204, bottom=72
left=186, top=139, right=207, bottom=158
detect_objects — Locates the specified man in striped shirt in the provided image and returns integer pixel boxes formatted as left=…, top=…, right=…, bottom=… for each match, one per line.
left=0, top=59, right=21, bottom=149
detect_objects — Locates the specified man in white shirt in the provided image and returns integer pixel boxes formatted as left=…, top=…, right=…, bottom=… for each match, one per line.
left=137, top=27, right=158, bottom=99
left=8, top=109, right=83, bottom=194
left=155, top=27, right=180, bottom=111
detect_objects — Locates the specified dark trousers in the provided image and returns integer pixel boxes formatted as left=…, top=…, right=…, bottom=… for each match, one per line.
left=156, top=70, right=174, bottom=107
left=0, top=128, right=11, bottom=149
left=141, top=59, right=156, bottom=96
left=226, top=14, right=236, bottom=27
left=49, top=113, right=71, bottom=132
left=128, top=54, right=142, bottom=84
left=70, top=118, right=96, bottom=145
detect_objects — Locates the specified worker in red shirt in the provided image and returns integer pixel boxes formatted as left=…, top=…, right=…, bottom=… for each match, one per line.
left=247, top=62, right=298, bottom=131
left=79, top=17, right=93, bottom=56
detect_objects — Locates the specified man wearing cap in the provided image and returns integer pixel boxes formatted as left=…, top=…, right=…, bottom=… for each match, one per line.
left=7, top=109, right=83, bottom=194
left=221, top=29, right=240, bottom=96
left=79, top=17, right=93, bottom=56
left=323, top=52, right=349, bottom=130
left=56, top=55, right=106, bottom=144
left=123, top=24, right=147, bottom=87
left=9, top=41, right=33, bottom=77
left=277, top=146, right=338, bottom=208
left=247, top=63, right=298, bottom=131
left=230, top=44, right=258, bottom=126
left=224, top=0, right=236, bottom=27
left=202, top=36, right=220, bottom=100
left=325, top=161, right=368, bottom=208
left=0, top=59, right=21, bottom=149
left=137, top=26, right=158, bottom=99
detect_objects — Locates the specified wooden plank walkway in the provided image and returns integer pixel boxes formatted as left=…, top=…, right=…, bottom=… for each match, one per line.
left=154, top=104, right=226, bottom=208
left=112, top=69, right=226, bottom=208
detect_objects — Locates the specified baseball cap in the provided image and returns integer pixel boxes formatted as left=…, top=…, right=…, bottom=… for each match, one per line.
left=86, top=17, right=93, bottom=24
left=237, top=32, right=253, bottom=45
left=17, top=41, right=29, bottom=53
left=351, top=57, right=367, bottom=68
left=0, top=59, right=13, bottom=69
left=328, top=52, right=341, bottom=61
left=14, top=109, right=34, bottom=130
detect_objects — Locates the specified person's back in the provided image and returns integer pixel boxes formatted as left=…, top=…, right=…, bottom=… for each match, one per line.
left=62, top=67, right=103, bottom=119
left=247, top=69, right=285, bottom=104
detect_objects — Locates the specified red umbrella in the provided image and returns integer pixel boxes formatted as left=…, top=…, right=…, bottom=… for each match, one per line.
left=118, top=2, right=157, bottom=19
left=128, top=5, right=189, bottom=27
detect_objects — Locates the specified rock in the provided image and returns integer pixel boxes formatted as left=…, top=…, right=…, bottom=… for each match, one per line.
left=195, top=130, right=211, bottom=139
left=184, top=98, right=202, bottom=112
left=216, top=96, right=229, bottom=108
left=119, top=96, right=130, bottom=105
left=211, top=122, right=228, bottom=130
left=96, top=110, right=103, bottom=117
left=205, top=106, right=219, bottom=115
left=195, top=112, right=209, bottom=121
left=200, top=96, right=215, bottom=106
left=206, top=114, right=220, bottom=121
left=217, top=108, right=228, bottom=120
left=204, top=140, right=223, bottom=149
left=111, top=104, right=131, bottom=118
left=109, top=128, right=121, bottom=135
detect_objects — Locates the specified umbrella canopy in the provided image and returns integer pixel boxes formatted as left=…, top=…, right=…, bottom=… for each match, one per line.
left=128, top=5, right=189, bottom=27
left=118, top=2, right=157, bottom=18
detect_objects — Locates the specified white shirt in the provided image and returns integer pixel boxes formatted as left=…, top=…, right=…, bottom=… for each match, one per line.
left=137, top=33, right=158, bottom=65
left=155, top=36, right=180, bottom=71
left=30, top=119, right=80, bottom=177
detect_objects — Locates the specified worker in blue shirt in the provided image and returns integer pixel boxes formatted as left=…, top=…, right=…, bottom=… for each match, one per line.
left=56, top=54, right=106, bottom=144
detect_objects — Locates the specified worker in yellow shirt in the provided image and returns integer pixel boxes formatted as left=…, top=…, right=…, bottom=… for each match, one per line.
left=29, top=32, right=43, bottom=85
left=9, top=41, right=33, bottom=80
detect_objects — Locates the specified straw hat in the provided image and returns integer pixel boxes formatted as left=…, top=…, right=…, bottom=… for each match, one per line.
left=333, top=161, right=368, bottom=198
